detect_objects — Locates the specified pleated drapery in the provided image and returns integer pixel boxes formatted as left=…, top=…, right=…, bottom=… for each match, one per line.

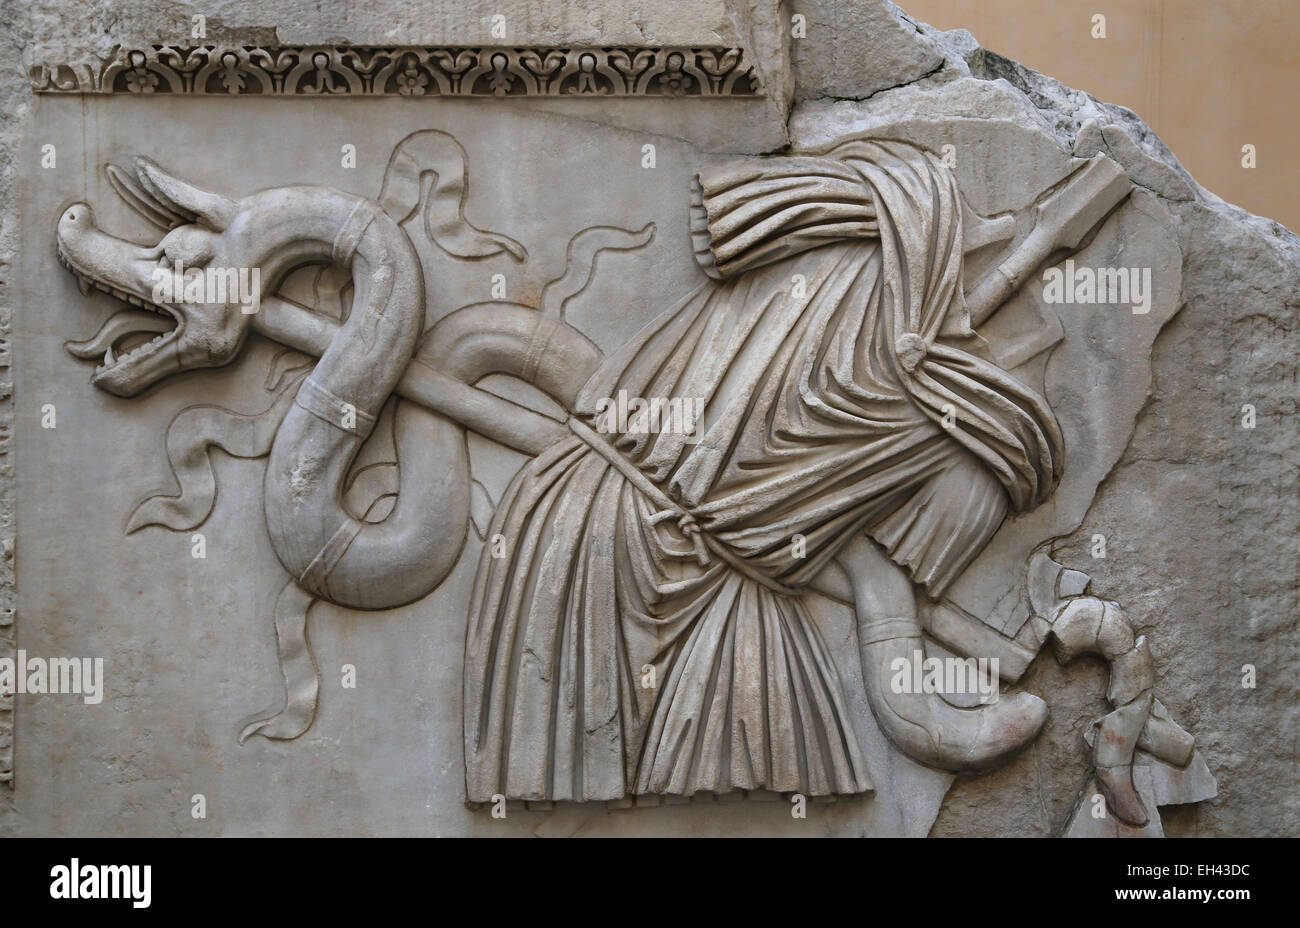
left=464, top=139, right=1063, bottom=803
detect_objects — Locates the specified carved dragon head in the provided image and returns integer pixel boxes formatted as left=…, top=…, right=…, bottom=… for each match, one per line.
left=58, top=159, right=262, bottom=396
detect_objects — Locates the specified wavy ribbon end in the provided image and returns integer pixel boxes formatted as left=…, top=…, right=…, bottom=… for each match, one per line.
left=125, top=495, right=202, bottom=534
left=379, top=129, right=529, bottom=263
left=237, top=581, right=320, bottom=745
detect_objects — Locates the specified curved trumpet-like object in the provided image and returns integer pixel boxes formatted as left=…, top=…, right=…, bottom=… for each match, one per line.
left=837, top=534, right=1049, bottom=772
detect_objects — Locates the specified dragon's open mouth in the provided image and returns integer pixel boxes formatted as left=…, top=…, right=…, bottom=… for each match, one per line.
left=59, top=250, right=183, bottom=381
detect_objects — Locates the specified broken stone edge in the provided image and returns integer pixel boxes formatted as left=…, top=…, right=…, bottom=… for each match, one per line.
left=886, top=3, right=1298, bottom=242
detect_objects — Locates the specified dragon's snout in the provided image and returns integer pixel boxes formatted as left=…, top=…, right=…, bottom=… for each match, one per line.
left=56, top=203, right=102, bottom=267
left=57, top=199, right=189, bottom=397
left=58, top=202, right=94, bottom=231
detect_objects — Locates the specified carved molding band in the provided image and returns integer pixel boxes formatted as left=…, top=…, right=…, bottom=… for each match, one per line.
left=29, top=45, right=761, bottom=97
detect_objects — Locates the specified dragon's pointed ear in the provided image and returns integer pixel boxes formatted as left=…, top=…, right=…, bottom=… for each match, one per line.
left=134, top=157, right=237, bottom=231
left=106, top=164, right=186, bottom=229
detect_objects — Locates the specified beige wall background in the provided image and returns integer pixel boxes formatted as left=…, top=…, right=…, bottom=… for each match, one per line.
left=904, top=0, right=1300, bottom=233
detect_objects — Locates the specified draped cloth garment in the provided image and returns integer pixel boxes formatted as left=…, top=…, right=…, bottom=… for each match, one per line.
left=463, top=139, right=1063, bottom=802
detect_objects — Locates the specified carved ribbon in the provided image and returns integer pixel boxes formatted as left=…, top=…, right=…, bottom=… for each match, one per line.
left=238, top=581, right=319, bottom=743
left=125, top=372, right=306, bottom=533
left=377, top=130, right=527, bottom=261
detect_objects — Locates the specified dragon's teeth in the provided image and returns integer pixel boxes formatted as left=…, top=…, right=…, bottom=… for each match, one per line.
left=76, top=275, right=91, bottom=296
left=104, top=344, right=115, bottom=367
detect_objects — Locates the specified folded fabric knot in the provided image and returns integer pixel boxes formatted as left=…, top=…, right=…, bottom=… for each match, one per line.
left=648, top=508, right=711, bottom=567
left=894, top=332, right=929, bottom=372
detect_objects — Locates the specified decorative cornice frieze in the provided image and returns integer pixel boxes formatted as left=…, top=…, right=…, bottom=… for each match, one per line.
left=29, top=45, right=761, bottom=97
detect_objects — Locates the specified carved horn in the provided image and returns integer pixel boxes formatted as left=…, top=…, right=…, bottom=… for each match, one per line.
left=838, top=534, right=1049, bottom=772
